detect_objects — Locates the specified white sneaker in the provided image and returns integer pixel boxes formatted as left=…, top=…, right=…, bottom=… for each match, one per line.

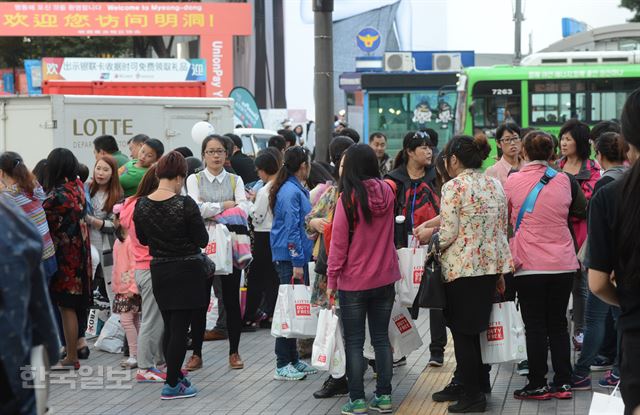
left=121, top=357, right=138, bottom=369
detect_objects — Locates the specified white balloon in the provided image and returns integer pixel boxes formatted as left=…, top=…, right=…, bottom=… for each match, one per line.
left=191, top=121, right=215, bottom=145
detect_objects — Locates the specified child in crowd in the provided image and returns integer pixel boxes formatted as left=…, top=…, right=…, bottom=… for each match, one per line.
left=112, top=206, right=142, bottom=369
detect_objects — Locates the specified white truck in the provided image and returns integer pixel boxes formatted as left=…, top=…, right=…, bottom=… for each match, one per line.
left=0, top=95, right=235, bottom=169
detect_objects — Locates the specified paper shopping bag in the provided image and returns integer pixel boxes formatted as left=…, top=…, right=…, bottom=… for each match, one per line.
left=588, top=384, right=624, bottom=415
left=271, top=284, right=318, bottom=339
left=312, top=309, right=338, bottom=371
left=480, top=301, right=527, bottom=364
left=396, top=246, right=427, bottom=307
left=204, top=223, right=233, bottom=275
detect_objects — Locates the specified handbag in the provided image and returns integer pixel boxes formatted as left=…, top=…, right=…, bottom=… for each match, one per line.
left=416, top=233, right=446, bottom=309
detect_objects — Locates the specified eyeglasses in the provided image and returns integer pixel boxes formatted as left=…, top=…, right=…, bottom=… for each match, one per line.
left=500, top=136, right=521, bottom=144
left=205, top=149, right=226, bottom=156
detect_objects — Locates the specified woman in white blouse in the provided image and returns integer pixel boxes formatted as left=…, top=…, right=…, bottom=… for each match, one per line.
left=186, top=134, right=250, bottom=371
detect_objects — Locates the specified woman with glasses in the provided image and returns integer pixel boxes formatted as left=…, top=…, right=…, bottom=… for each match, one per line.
left=186, top=134, right=251, bottom=371
left=504, top=131, right=579, bottom=400
left=558, top=119, right=600, bottom=351
left=486, top=122, right=525, bottom=187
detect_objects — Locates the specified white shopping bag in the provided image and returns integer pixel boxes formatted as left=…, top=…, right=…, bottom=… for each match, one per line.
left=480, top=301, right=527, bottom=364
left=204, top=223, right=233, bottom=275
left=589, top=383, right=624, bottom=415
left=95, top=314, right=125, bottom=353
left=330, top=325, right=346, bottom=378
left=205, top=287, right=218, bottom=331
left=271, top=284, right=318, bottom=338
left=364, top=300, right=423, bottom=360
left=396, top=246, right=427, bottom=307
left=312, top=309, right=339, bottom=371
left=85, top=309, right=99, bottom=339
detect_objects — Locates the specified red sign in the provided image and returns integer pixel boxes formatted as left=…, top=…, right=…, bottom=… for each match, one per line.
left=487, top=325, right=505, bottom=342
left=205, top=242, right=217, bottom=255
left=295, top=303, right=311, bottom=317
left=393, top=315, right=412, bottom=334
left=413, top=266, right=423, bottom=284
left=0, top=2, right=252, bottom=97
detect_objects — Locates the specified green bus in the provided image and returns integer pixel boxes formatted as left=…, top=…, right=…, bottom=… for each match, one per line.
left=455, top=55, right=640, bottom=167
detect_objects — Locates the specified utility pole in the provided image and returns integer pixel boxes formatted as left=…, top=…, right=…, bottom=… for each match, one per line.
left=513, top=0, right=524, bottom=65
left=313, top=0, right=333, bottom=163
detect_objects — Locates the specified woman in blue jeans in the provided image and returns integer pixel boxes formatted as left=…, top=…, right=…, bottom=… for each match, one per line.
left=269, top=146, right=317, bottom=381
left=327, top=145, right=402, bottom=415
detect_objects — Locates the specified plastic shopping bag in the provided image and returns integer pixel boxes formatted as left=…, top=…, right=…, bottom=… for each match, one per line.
left=396, top=245, right=427, bottom=307
left=589, top=383, right=624, bottom=415
left=95, top=314, right=125, bottom=353
left=205, top=287, right=218, bottom=331
left=204, top=223, right=233, bottom=275
left=364, top=300, right=424, bottom=360
left=312, top=309, right=339, bottom=371
left=330, top=325, right=346, bottom=378
left=85, top=309, right=99, bottom=339
left=480, top=301, right=527, bottom=364
left=271, top=284, right=318, bottom=338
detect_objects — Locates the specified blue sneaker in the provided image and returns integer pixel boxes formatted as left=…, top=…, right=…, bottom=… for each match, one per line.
left=293, top=360, right=318, bottom=375
left=598, top=370, right=620, bottom=389
left=274, top=363, right=306, bottom=381
left=180, top=376, right=192, bottom=388
left=341, top=399, right=367, bottom=415
left=160, top=382, right=197, bottom=400
left=369, top=394, right=392, bottom=413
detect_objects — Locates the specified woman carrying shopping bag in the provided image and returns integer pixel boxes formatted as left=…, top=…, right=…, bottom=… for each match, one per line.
left=503, top=131, right=579, bottom=400
left=434, top=135, right=513, bottom=413
left=186, top=134, right=251, bottom=371
left=269, top=146, right=317, bottom=381
left=327, top=144, right=402, bottom=415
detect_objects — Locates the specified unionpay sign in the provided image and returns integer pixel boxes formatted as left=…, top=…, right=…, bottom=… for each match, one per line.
left=0, top=2, right=252, bottom=97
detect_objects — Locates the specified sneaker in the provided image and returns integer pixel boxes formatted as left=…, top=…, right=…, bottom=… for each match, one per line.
left=393, top=357, right=407, bottom=367
left=293, top=360, right=318, bottom=375
left=160, top=382, right=197, bottom=400
left=121, top=357, right=138, bottom=369
left=432, top=382, right=464, bottom=402
left=598, top=370, right=620, bottom=389
left=591, top=355, right=614, bottom=371
left=369, top=394, right=392, bottom=413
left=448, top=393, right=486, bottom=413
left=274, top=364, right=306, bottom=381
left=341, top=399, right=367, bottom=415
left=517, top=360, right=529, bottom=376
left=156, top=363, right=189, bottom=377
left=571, top=373, right=591, bottom=391
left=313, top=375, right=348, bottom=399
left=550, top=384, right=573, bottom=399
left=573, top=331, right=584, bottom=351
left=180, top=376, right=192, bottom=388
left=513, top=385, right=552, bottom=400
left=136, top=368, right=167, bottom=383
left=428, top=354, right=444, bottom=367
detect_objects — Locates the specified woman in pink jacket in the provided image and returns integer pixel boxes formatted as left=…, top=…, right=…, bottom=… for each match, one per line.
left=504, top=131, right=580, bottom=401
left=327, top=144, right=401, bottom=415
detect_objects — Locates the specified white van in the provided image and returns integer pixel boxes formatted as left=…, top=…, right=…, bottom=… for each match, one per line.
left=233, top=127, right=278, bottom=158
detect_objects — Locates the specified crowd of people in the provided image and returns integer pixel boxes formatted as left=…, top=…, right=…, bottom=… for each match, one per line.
left=3, top=90, right=640, bottom=414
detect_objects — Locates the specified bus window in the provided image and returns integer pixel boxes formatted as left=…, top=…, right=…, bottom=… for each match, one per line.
left=530, top=80, right=587, bottom=125
left=589, top=78, right=639, bottom=122
left=470, top=81, right=521, bottom=131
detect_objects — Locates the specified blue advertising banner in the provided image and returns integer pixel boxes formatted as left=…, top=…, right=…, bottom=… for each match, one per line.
left=229, top=86, right=263, bottom=128
left=24, top=59, right=42, bottom=95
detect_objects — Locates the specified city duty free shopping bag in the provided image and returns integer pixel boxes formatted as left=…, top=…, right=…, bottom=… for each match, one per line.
left=480, top=301, right=527, bottom=364
left=204, top=223, right=233, bottom=275
left=271, top=282, right=318, bottom=339
left=396, top=237, right=427, bottom=307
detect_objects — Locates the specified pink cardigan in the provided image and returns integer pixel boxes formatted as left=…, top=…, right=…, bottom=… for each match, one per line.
left=112, top=237, right=138, bottom=295
left=503, top=163, right=579, bottom=273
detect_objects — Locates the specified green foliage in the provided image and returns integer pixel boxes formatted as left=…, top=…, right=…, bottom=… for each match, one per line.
left=621, top=0, right=640, bottom=22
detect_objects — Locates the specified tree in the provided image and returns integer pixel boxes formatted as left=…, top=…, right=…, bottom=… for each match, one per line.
left=621, top=0, right=640, bottom=22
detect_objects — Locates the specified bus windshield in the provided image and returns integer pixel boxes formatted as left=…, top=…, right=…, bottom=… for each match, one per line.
left=470, top=81, right=521, bottom=132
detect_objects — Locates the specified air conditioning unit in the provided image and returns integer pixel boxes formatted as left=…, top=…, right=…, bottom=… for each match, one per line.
left=432, top=53, right=462, bottom=71
left=384, top=52, right=414, bottom=72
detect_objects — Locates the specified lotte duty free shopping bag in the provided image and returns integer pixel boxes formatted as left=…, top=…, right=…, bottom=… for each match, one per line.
left=480, top=301, right=527, bottom=364
left=204, top=224, right=233, bottom=275
left=364, top=299, right=423, bottom=361
left=312, top=308, right=339, bottom=371
left=396, top=243, right=427, bottom=307
left=271, top=283, right=318, bottom=339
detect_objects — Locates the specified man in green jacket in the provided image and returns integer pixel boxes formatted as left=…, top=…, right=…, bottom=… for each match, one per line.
left=93, top=134, right=129, bottom=168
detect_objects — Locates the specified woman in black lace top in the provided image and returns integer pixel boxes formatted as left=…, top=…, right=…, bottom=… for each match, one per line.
left=133, top=151, right=208, bottom=400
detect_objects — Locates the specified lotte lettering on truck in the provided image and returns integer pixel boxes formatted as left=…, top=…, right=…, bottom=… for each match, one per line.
left=72, top=118, right=133, bottom=137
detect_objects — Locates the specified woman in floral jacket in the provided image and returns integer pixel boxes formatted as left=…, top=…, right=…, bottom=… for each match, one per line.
left=43, top=148, right=92, bottom=370
left=436, top=135, right=513, bottom=413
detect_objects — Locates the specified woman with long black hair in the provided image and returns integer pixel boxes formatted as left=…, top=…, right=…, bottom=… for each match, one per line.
left=589, top=88, right=640, bottom=415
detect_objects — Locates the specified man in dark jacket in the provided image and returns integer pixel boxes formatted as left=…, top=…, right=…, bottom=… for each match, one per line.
left=225, top=133, right=259, bottom=184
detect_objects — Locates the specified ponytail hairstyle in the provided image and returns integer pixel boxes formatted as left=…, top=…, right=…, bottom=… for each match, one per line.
left=338, top=144, right=380, bottom=231
left=0, top=151, right=36, bottom=194
left=89, top=155, right=123, bottom=214
left=393, top=130, right=432, bottom=169
left=269, top=146, right=310, bottom=210
left=594, top=132, right=628, bottom=164
left=616, top=88, right=640, bottom=285
left=329, top=135, right=355, bottom=181
left=443, top=134, right=491, bottom=170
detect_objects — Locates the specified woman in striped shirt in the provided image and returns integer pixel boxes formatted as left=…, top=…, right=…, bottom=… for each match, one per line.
left=0, top=151, right=57, bottom=278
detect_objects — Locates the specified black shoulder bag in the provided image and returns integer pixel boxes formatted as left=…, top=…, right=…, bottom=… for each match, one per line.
left=416, top=233, right=446, bottom=309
